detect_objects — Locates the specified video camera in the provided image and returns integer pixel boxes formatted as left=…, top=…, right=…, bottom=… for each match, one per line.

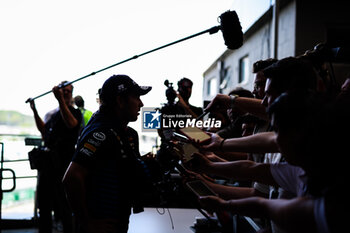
left=164, top=79, right=177, bottom=105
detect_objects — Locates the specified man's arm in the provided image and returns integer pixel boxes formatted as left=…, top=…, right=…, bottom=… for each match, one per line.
left=234, top=97, right=268, bottom=121
left=190, top=153, right=277, bottom=186
left=204, top=94, right=268, bottom=120
left=202, top=151, right=246, bottom=162
left=63, top=162, right=116, bottom=233
left=224, top=131, right=279, bottom=153
left=29, top=100, right=45, bottom=136
left=199, top=196, right=318, bottom=233
left=62, top=162, right=89, bottom=224
left=204, top=180, right=268, bottom=200
left=202, top=131, right=279, bottom=154
left=215, top=151, right=248, bottom=161
left=185, top=169, right=268, bottom=200
left=52, top=86, right=79, bottom=128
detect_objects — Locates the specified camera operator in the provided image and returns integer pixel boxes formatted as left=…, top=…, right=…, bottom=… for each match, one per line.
left=63, top=75, right=152, bottom=233
left=160, top=77, right=203, bottom=118
left=176, top=77, right=203, bottom=118
left=159, top=79, right=184, bottom=118
left=157, top=78, right=203, bottom=171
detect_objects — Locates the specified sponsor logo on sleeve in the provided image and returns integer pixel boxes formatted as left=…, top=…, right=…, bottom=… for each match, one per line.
left=80, top=147, right=94, bottom=157
left=83, top=143, right=96, bottom=152
left=93, top=132, right=106, bottom=141
left=87, top=138, right=101, bottom=147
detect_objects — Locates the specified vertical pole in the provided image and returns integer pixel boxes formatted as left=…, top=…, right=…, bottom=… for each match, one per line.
left=0, top=142, right=4, bottom=233
left=273, top=0, right=280, bottom=59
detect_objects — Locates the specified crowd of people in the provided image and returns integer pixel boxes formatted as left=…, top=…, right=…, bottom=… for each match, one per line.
left=185, top=55, right=349, bottom=233
left=28, top=46, right=349, bottom=233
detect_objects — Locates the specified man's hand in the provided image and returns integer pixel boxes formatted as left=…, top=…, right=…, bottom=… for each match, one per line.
left=199, top=195, right=227, bottom=213
left=204, top=151, right=227, bottom=162
left=186, top=152, right=212, bottom=173
left=204, top=94, right=231, bottom=113
left=182, top=168, right=215, bottom=183
left=29, top=99, right=36, bottom=111
left=52, top=85, right=64, bottom=103
left=201, top=132, right=224, bottom=152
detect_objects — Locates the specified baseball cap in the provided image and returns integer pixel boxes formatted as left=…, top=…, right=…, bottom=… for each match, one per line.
left=100, top=75, right=152, bottom=103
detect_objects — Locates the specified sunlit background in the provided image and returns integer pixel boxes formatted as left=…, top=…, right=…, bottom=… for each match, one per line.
left=0, top=0, right=271, bottom=122
left=0, top=0, right=272, bottom=227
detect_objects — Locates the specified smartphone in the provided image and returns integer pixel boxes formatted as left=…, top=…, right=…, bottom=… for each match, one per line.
left=180, top=127, right=211, bottom=143
left=181, top=143, right=198, bottom=162
left=186, top=180, right=217, bottom=197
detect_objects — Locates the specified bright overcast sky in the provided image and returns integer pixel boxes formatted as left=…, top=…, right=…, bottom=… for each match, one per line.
left=0, top=0, right=271, bottom=122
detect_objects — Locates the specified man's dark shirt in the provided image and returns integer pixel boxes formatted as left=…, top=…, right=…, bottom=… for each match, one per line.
left=72, top=110, right=146, bottom=219
left=188, top=104, right=203, bottom=117
left=44, top=106, right=82, bottom=171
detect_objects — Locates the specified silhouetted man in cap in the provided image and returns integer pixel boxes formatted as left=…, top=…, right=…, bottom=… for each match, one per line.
left=63, top=74, right=151, bottom=233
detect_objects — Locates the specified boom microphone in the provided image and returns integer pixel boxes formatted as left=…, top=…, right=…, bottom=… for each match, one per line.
left=26, top=10, right=244, bottom=102
left=219, top=10, right=243, bottom=50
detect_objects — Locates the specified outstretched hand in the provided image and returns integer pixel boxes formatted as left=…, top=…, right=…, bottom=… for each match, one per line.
left=185, top=152, right=212, bottom=173
left=198, top=195, right=226, bottom=213
left=204, top=94, right=231, bottom=113
left=200, top=132, right=224, bottom=152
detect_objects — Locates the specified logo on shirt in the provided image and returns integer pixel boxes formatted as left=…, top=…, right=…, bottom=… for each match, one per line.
left=142, top=107, right=161, bottom=132
left=93, top=132, right=106, bottom=141
left=87, top=138, right=101, bottom=147
left=80, top=147, right=93, bottom=157
left=83, top=143, right=96, bottom=152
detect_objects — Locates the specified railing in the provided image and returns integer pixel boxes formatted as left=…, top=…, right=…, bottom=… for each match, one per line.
left=0, top=133, right=40, bottom=231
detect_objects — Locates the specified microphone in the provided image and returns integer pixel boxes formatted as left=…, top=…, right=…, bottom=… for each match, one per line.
left=25, top=10, right=244, bottom=103
left=219, top=10, right=243, bottom=50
